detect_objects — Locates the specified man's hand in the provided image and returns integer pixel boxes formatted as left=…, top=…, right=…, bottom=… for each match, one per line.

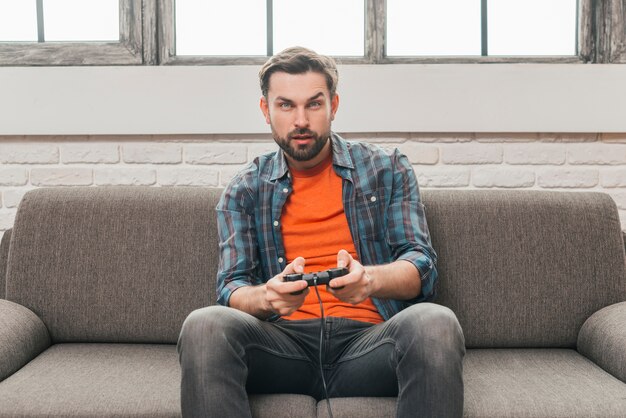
left=327, top=250, right=377, bottom=305
left=265, top=257, right=310, bottom=316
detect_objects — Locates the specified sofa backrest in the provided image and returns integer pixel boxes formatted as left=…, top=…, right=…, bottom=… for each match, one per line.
left=5, top=187, right=626, bottom=348
left=5, top=187, right=219, bottom=344
left=424, top=190, right=626, bottom=348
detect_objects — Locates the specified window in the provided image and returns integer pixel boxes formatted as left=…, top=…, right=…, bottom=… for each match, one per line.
left=0, top=0, right=624, bottom=65
left=386, top=0, right=578, bottom=60
left=166, top=0, right=366, bottom=64
left=0, top=0, right=143, bottom=65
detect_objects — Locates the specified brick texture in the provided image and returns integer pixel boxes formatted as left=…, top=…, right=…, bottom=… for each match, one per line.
left=441, top=144, right=503, bottom=164
left=61, top=143, right=119, bottom=164
left=0, top=168, right=28, bottom=186
left=537, top=169, right=599, bottom=188
left=0, top=144, right=59, bottom=164
left=186, top=144, right=247, bottom=165
left=158, top=168, right=219, bottom=186
left=31, top=168, right=93, bottom=186
left=95, top=168, right=156, bottom=186
left=1, top=134, right=626, bottom=232
left=473, top=168, right=535, bottom=188
left=123, top=144, right=182, bottom=164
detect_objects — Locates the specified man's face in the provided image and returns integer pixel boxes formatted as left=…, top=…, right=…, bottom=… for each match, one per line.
left=260, top=71, right=339, bottom=169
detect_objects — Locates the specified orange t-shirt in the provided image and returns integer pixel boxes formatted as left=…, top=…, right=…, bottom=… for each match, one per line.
left=280, top=154, right=384, bottom=324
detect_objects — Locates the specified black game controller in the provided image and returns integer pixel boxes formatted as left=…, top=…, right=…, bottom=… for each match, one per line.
left=284, top=267, right=349, bottom=294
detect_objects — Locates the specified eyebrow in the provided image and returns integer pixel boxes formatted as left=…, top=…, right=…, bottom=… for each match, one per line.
left=275, top=92, right=325, bottom=103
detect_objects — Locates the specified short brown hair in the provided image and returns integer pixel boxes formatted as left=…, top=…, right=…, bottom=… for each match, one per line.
left=259, top=46, right=338, bottom=99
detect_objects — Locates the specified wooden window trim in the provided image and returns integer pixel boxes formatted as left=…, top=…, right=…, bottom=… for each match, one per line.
left=158, top=0, right=625, bottom=66
left=0, top=0, right=622, bottom=66
left=0, top=0, right=144, bottom=66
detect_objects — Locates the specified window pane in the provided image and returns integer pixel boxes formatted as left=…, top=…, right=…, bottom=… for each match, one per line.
left=44, top=0, right=119, bottom=42
left=273, top=0, right=364, bottom=56
left=0, top=0, right=37, bottom=42
left=488, top=0, right=577, bottom=55
left=175, top=0, right=266, bottom=56
left=387, top=0, right=481, bottom=56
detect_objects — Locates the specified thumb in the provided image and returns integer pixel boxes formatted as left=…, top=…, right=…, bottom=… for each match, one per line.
left=287, top=256, right=306, bottom=274
left=336, top=249, right=352, bottom=269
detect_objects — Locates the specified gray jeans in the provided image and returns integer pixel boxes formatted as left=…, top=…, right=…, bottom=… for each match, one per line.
left=177, top=303, right=465, bottom=418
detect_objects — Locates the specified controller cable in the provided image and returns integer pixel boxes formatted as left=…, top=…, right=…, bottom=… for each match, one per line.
left=313, top=277, right=334, bottom=418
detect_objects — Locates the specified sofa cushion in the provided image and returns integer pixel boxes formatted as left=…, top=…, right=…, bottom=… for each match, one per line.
left=5, top=187, right=220, bottom=343
left=463, top=348, right=626, bottom=417
left=423, top=190, right=626, bottom=348
left=0, top=344, right=319, bottom=418
left=316, top=397, right=396, bottom=418
left=0, top=344, right=181, bottom=417
left=249, top=394, right=317, bottom=418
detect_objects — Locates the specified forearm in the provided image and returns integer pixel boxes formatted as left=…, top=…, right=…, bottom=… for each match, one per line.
left=228, top=284, right=275, bottom=320
left=367, top=259, right=421, bottom=300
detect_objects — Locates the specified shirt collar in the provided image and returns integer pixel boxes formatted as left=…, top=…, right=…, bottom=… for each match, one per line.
left=269, top=132, right=354, bottom=182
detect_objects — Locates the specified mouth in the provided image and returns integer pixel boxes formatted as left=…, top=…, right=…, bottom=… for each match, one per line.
left=290, top=134, right=313, bottom=145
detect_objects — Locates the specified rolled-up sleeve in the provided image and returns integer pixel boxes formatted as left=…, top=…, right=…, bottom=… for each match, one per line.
left=387, top=150, right=438, bottom=302
left=215, top=176, right=261, bottom=307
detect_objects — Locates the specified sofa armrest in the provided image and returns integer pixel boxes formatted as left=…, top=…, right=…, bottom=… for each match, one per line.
left=0, top=299, right=51, bottom=382
left=578, top=301, right=626, bottom=383
left=0, top=228, right=11, bottom=299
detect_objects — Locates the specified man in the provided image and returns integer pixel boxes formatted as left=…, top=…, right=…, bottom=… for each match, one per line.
left=178, top=47, right=465, bottom=418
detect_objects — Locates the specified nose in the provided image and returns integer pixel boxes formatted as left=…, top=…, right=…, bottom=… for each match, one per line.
left=294, top=107, right=309, bottom=129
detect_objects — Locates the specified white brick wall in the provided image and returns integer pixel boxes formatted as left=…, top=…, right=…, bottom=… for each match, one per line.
left=0, top=133, right=625, bottom=235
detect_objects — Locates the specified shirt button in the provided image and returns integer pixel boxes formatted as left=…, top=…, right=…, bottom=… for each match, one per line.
left=273, top=221, right=279, bottom=227
left=370, top=196, right=377, bottom=202
left=278, top=257, right=284, bottom=264
left=283, top=188, right=289, bottom=193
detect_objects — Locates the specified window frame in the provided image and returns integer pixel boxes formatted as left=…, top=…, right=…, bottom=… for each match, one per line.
left=0, top=0, right=623, bottom=66
left=158, top=0, right=625, bottom=66
left=0, top=0, right=148, bottom=66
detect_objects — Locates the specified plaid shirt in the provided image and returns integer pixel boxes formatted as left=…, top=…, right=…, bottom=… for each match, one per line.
left=216, top=133, right=437, bottom=320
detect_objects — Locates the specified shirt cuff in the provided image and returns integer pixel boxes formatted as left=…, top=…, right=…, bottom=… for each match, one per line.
left=397, top=250, right=436, bottom=302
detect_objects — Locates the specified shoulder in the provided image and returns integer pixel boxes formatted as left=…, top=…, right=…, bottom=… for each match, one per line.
left=218, top=151, right=277, bottom=210
left=344, top=138, right=406, bottom=169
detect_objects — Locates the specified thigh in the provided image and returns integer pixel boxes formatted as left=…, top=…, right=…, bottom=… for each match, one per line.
left=324, top=304, right=464, bottom=398
left=179, top=306, right=323, bottom=397
left=324, top=318, right=398, bottom=398
left=246, top=318, right=325, bottom=397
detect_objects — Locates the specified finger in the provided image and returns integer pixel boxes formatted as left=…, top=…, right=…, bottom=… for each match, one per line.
left=283, top=256, right=306, bottom=276
left=336, top=249, right=352, bottom=269
left=280, top=279, right=309, bottom=295
left=328, top=272, right=357, bottom=289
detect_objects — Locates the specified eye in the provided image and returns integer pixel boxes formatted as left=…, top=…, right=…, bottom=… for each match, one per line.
left=279, top=102, right=292, bottom=109
left=308, top=101, right=321, bottom=109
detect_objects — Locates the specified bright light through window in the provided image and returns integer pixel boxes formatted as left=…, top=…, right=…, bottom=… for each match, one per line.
left=0, top=0, right=37, bottom=42
left=44, top=0, right=118, bottom=42
left=387, top=0, right=482, bottom=56
left=488, top=0, right=577, bottom=55
left=175, top=0, right=267, bottom=56
left=273, top=0, right=364, bottom=56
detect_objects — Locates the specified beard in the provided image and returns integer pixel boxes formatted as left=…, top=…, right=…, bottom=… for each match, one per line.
left=273, top=127, right=331, bottom=162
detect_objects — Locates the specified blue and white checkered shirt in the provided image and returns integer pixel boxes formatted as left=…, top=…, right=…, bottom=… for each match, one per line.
left=216, top=133, right=437, bottom=320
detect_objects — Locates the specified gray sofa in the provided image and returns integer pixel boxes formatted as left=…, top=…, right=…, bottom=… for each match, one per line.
left=1, top=186, right=626, bottom=417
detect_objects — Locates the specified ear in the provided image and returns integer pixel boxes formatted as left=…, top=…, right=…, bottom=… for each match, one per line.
left=330, top=94, right=339, bottom=121
left=260, top=96, right=271, bottom=125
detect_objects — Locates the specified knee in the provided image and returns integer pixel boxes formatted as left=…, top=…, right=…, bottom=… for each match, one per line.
left=178, top=305, right=238, bottom=348
left=398, top=303, right=465, bottom=354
